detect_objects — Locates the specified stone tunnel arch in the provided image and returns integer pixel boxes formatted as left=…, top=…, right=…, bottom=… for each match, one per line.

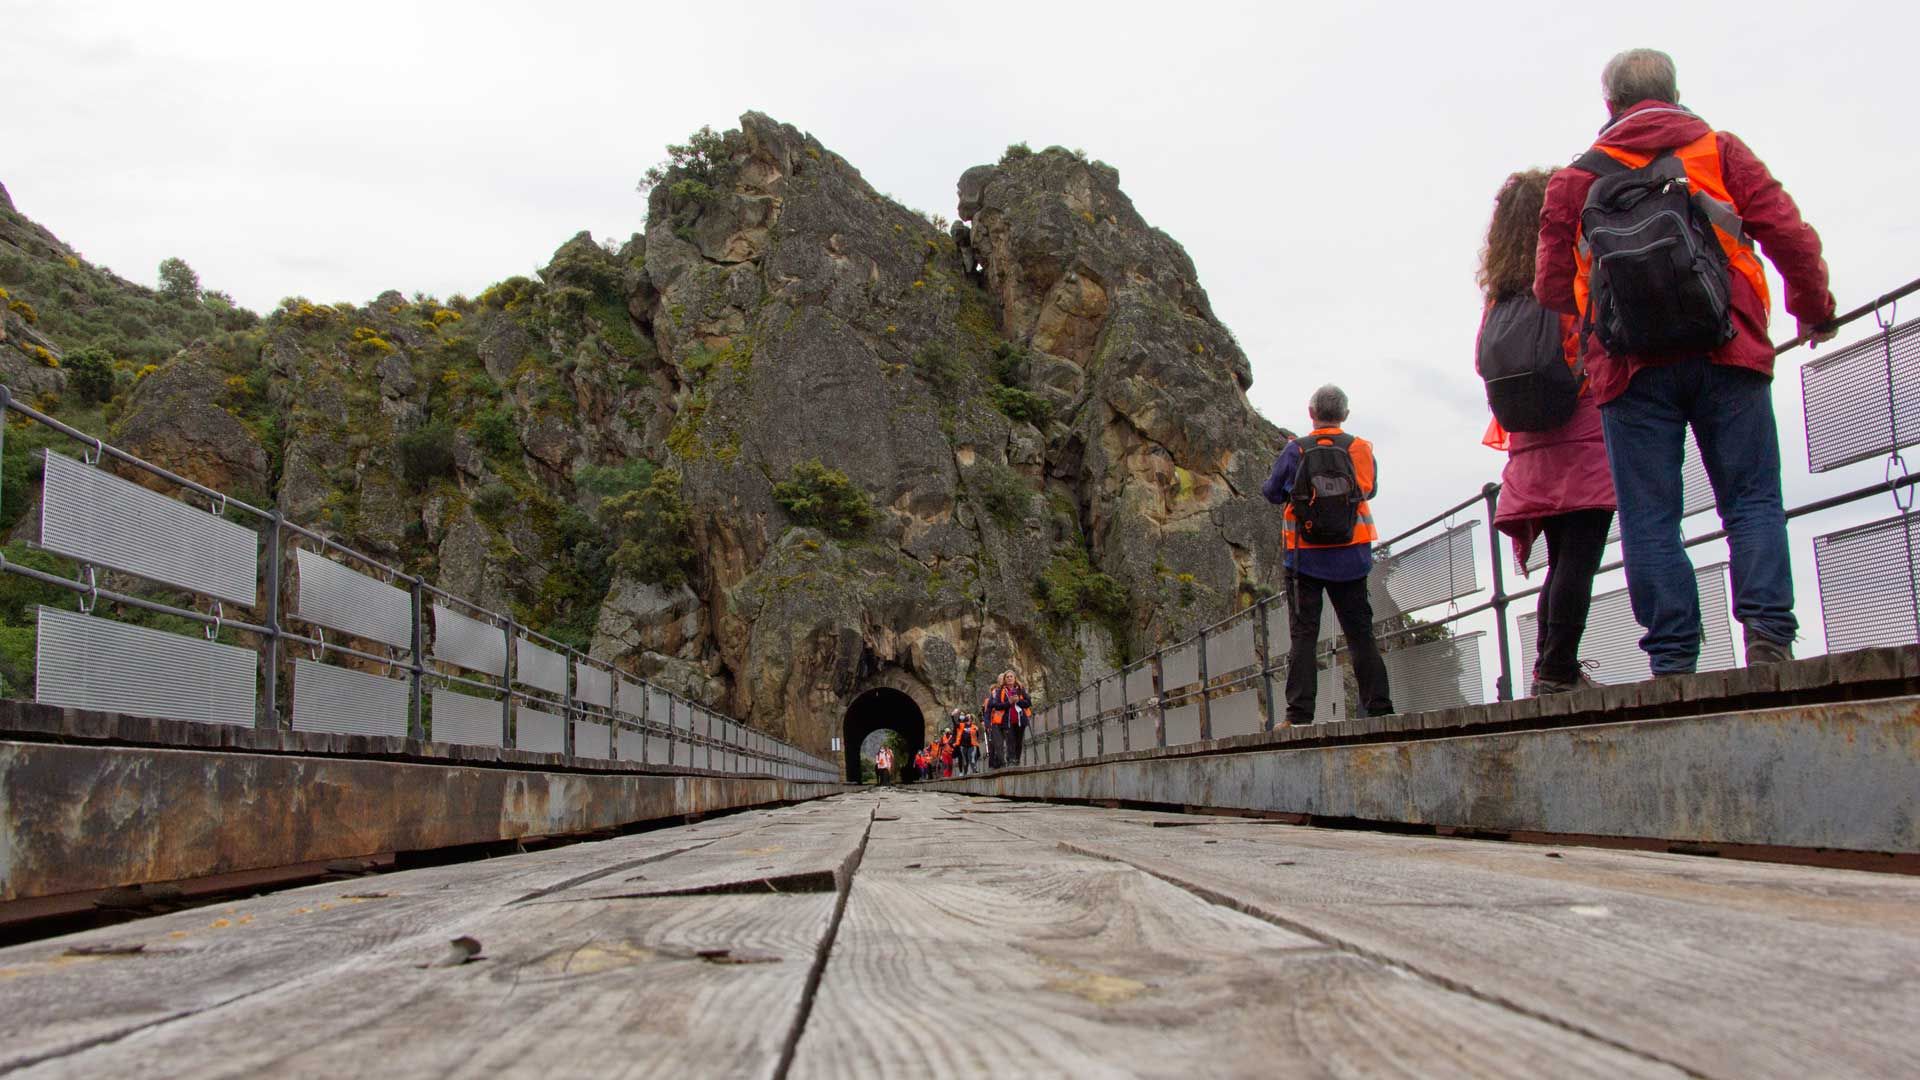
left=842, top=687, right=925, bottom=782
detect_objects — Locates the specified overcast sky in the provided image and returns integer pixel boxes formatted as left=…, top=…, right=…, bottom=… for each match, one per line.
left=7, top=0, right=1915, bottom=658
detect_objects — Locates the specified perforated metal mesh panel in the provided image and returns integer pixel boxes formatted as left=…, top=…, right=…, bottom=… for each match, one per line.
left=1205, top=616, right=1258, bottom=675
left=617, top=726, right=646, bottom=761
left=1162, top=642, right=1199, bottom=689
left=291, top=658, right=408, bottom=737
left=1076, top=685, right=1097, bottom=727
left=1314, top=658, right=1346, bottom=724
left=1124, top=663, right=1155, bottom=703
left=1100, top=714, right=1123, bottom=755
left=36, top=606, right=256, bottom=726
left=515, top=637, right=567, bottom=696
left=1209, top=689, right=1265, bottom=738
left=1519, top=562, right=1733, bottom=692
left=574, top=664, right=611, bottom=707
left=1373, top=521, right=1479, bottom=617
left=1381, top=631, right=1485, bottom=716
left=1802, top=315, right=1920, bottom=473
left=40, top=451, right=259, bottom=607
left=1127, top=708, right=1156, bottom=750
left=432, top=605, right=504, bottom=676
left=431, top=686, right=502, bottom=747
left=645, top=733, right=670, bottom=764
left=295, top=549, right=412, bottom=650
left=1164, top=702, right=1201, bottom=746
left=516, top=706, right=565, bottom=753
left=1815, top=512, right=1920, bottom=652
left=652, top=688, right=678, bottom=729
left=573, top=720, right=611, bottom=759
left=614, top=677, right=645, bottom=718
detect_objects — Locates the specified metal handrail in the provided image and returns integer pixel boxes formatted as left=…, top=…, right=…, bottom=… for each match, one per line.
left=0, top=389, right=833, bottom=781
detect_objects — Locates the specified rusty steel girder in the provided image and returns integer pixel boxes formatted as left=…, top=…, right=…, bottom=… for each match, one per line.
left=927, top=696, right=1920, bottom=856
left=0, top=741, right=848, bottom=902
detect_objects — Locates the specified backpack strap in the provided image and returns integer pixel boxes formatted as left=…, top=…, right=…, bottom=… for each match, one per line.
left=1575, top=148, right=1630, bottom=177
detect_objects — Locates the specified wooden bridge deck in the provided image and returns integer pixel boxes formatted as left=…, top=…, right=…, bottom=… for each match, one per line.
left=1, top=792, right=1915, bottom=1078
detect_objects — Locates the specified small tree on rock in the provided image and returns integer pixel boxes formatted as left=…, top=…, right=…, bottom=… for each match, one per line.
left=157, top=257, right=200, bottom=303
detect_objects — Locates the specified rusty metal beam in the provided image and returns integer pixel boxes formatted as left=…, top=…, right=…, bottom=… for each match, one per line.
left=0, top=741, right=849, bottom=902
left=927, top=695, right=1920, bottom=856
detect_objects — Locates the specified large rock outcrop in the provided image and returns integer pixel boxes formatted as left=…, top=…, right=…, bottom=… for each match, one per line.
left=0, top=119, right=1291, bottom=764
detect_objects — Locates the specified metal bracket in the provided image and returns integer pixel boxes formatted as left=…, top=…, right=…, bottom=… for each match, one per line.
left=311, top=626, right=326, bottom=662
left=205, top=600, right=223, bottom=641
left=82, top=438, right=104, bottom=466
left=77, top=565, right=98, bottom=614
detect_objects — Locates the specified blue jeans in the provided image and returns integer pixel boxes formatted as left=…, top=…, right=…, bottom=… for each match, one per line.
left=1600, top=358, right=1796, bottom=674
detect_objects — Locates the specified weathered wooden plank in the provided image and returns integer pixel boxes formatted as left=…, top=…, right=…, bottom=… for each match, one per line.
left=0, top=797, right=870, bottom=1073
left=790, top=793, right=1681, bottom=1079
left=980, top=803, right=1920, bottom=1079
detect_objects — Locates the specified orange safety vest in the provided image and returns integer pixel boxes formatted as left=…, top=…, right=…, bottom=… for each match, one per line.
left=1573, top=131, right=1769, bottom=326
left=1280, top=427, right=1378, bottom=550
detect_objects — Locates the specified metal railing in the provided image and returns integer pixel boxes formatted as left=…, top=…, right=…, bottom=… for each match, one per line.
left=1018, top=275, right=1920, bottom=768
left=0, top=388, right=837, bottom=782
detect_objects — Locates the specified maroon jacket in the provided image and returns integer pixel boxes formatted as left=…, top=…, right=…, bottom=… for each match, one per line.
left=1534, top=100, right=1835, bottom=405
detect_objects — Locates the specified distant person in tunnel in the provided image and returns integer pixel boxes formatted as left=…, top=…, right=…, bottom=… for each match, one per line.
left=1264, top=385, right=1393, bottom=724
left=1534, top=48, right=1836, bottom=674
left=1477, top=167, right=1616, bottom=695
left=874, top=744, right=894, bottom=785
left=984, top=670, right=1032, bottom=767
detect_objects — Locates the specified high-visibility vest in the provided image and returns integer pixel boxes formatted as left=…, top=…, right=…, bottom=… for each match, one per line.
left=1280, top=428, right=1378, bottom=550
left=1573, top=130, right=1770, bottom=327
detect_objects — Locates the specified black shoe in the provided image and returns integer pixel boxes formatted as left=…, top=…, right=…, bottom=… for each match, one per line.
left=1744, top=629, right=1794, bottom=666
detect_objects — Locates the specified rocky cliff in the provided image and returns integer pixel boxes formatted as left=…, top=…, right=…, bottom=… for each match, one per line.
left=0, top=115, right=1286, bottom=756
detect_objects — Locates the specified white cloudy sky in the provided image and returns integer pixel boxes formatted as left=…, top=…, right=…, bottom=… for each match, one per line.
left=7, top=0, right=1916, bottom=658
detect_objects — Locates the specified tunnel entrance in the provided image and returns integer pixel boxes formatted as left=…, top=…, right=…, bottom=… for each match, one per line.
left=842, top=687, right=925, bottom=782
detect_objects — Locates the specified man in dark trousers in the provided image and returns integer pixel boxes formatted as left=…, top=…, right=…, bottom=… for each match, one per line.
left=1534, top=48, right=1835, bottom=673
left=1262, top=385, right=1393, bottom=725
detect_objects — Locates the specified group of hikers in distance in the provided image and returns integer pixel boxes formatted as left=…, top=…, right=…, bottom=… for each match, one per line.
left=879, top=47, right=1836, bottom=772
left=870, top=670, right=1031, bottom=783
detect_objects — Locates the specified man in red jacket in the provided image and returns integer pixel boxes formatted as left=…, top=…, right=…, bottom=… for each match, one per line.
left=1534, top=48, right=1835, bottom=675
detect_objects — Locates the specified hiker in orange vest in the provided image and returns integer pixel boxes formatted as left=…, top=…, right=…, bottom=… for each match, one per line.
left=957, top=713, right=981, bottom=774
left=983, top=670, right=1032, bottom=768
left=1262, top=385, right=1393, bottom=724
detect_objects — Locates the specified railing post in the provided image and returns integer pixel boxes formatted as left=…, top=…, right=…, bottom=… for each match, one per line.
left=1196, top=627, right=1212, bottom=741
left=502, top=617, right=517, bottom=747
left=261, top=510, right=283, bottom=731
left=1093, top=678, right=1103, bottom=757
left=408, top=576, right=425, bottom=742
left=1118, top=667, right=1131, bottom=751
left=1151, top=650, right=1167, bottom=748
left=1254, top=598, right=1277, bottom=732
left=1483, top=482, right=1515, bottom=701
left=666, top=693, right=678, bottom=766
left=562, top=651, right=576, bottom=761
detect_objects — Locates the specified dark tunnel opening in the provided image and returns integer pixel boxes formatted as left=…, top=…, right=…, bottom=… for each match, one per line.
left=842, top=687, right=925, bottom=782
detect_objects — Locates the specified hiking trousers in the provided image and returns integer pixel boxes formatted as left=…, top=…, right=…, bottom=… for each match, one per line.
left=1284, top=570, right=1393, bottom=723
left=1600, top=358, right=1795, bottom=673
left=1534, top=508, right=1615, bottom=684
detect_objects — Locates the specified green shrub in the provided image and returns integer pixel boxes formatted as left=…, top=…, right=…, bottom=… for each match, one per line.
left=637, top=124, right=736, bottom=195
left=472, top=481, right=517, bottom=522
left=65, top=345, right=116, bottom=403
left=601, top=466, right=695, bottom=586
left=1000, top=142, right=1033, bottom=166
left=974, top=463, right=1031, bottom=530
left=1036, top=548, right=1130, bottom=628
left=471, top=406, right=518, bottom=460
left=912, top=341, right=965, bottom=395
left=992, top=385, right=1053, bottom=427
left=396, top=420, right=456, bottom=488
left=772, top=459, right=876, bottom=539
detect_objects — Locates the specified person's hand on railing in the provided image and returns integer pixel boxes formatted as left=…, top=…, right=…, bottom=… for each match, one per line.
left=1799, top=316, right=1839, bottom=350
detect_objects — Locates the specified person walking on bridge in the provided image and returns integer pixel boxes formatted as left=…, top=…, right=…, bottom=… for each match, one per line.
left=874, top=744, right=894, bottom=785
left=1263, top=386, right=1393, bottom=724
left=985, top=670, right=1032, bottom=768
left=1477, top=168, right=1617, bottom=695
left=956, top=711, right=981, bottom=774
left=1534, top=48, right=1836, bottom=674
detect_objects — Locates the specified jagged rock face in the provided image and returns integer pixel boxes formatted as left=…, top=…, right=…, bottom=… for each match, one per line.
left=960, top=148, right=1285, bottom=642
left=0, top=120, right=1292, bottom=766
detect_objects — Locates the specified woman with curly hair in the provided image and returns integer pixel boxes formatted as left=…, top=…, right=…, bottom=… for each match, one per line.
left=1478, top=168, right=1616, bottom=695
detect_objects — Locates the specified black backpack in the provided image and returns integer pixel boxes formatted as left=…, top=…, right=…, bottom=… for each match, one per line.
left=1478, top=295, right=1581, bottom=432
left=1290, top=434, right=1362, bottom=546
left=1577, top=148, right=1735, bottom=357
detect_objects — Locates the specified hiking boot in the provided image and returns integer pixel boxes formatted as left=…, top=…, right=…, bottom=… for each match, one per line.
left=1532, top=670, right=1599, bottom=696
left=1744, top=630, right=1794, bottom=666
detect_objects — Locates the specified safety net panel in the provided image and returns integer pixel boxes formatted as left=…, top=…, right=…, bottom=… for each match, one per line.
left=1814, top=511, right=1920, bottom=653
left=1801, top=315, right=1920, bottom=473
left=1518, top=563, right=1732, bottom=693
